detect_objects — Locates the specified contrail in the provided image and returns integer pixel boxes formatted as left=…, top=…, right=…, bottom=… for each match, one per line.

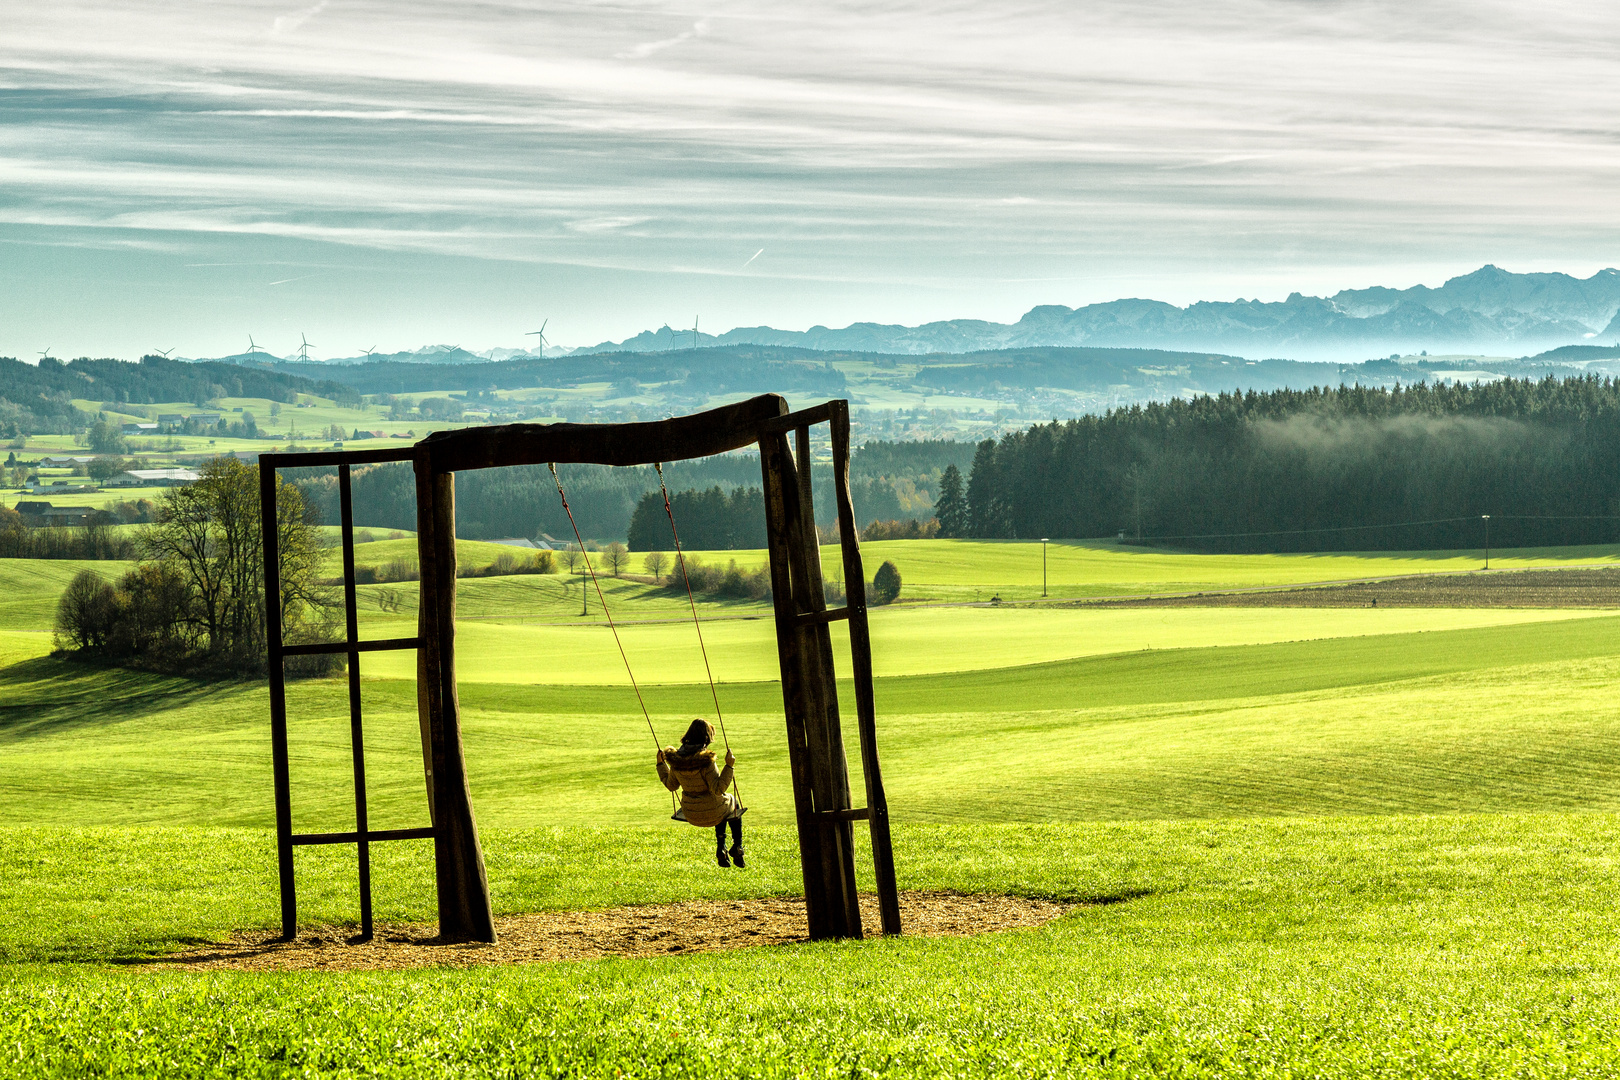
left=743, top=248, right=764, bottom=268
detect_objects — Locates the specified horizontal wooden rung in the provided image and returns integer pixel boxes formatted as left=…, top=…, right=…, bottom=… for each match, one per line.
left=794, top=607, right=850, bottom=627
left=279, top=636, right=420, bottom=657
left=810, top=807, right=871, bottom=823
left=264, top=446, right=418, bottom=469
left=290, top=826, right=435, bottom=846
left=758, top=403, right=835, bottom=435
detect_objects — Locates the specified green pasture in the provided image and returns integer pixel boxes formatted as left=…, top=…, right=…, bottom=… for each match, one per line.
left=2, top=485, right=174, bottom=510
left=7, top=814, right=1620, bottom=1076
left=405, top=537, right=1620, bottom=605
left=848, top=537, right=1620, bottom=601
left=0, top=559, right=138, bottom=631
left=9, top=614, right=1620, bottom=833
left=358, top=604, right=1612, bottom=684
left=8, top=541, right=1620, bottom=1076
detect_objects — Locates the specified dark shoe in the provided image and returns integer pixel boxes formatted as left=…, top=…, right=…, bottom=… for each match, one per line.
left=716, top=846, right=731, bottom=869
left=729, top=844, right=746, bottom=869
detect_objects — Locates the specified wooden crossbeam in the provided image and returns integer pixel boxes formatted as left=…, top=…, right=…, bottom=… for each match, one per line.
left=794, top=607, right=851, bottom=627
left=280, top=636, right=419, bottom=657
left=291, top=827, right=435, bottom=846
left=811, top=807, right=871, bottom=822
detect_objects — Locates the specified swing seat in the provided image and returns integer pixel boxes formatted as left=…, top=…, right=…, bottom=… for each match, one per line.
left=670, top=803, right=747, bottom=824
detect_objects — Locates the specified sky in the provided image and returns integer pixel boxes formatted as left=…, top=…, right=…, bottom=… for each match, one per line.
left=2, top=0, right=1617, bottom=360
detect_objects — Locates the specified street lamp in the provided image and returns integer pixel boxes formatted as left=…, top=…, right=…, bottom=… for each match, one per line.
left=1041, top=537, right=1050, bottom=598
left=1482, top=515, right=1491, bottom=570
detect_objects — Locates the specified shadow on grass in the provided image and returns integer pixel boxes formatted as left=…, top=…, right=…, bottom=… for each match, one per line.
left=0, top=653, right=248, bottom=740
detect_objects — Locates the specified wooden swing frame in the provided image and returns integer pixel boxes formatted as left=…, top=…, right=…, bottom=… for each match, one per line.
left=260, top=394, right=900, bottom=944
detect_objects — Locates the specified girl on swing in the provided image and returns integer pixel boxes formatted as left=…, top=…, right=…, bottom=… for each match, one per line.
left=657, top=718, right=747, bottom=868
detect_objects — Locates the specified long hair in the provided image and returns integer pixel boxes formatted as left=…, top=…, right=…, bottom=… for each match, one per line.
left=680, top=718, right=715, bottom=749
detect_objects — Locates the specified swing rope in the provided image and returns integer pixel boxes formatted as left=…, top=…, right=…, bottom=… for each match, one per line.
left=655, top=463, right=740, bottom=806
left=547, top=463, right=662, bottom=758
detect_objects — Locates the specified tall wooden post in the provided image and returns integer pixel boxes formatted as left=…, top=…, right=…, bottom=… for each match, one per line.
left=414, top=452, right=497, bottom=942
left=760, top=430, right=863, bottom=939
left=830, top=402, right=902, bottom=935
left=260, top=463, right=298, bottom=940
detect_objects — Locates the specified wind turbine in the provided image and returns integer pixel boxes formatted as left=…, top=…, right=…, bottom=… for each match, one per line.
left=297, top=334, right=314, bottom=361
left=690, top=315, right=700, bottom=351
left=37, top=347, right=52, bottom=362
left=526, top=320, right=550, bottom=356
left=246, top=335, right=263, bottom=357
left=155, top=347, right=176, bottom=358
left=360, top=346, right=377, bottom=359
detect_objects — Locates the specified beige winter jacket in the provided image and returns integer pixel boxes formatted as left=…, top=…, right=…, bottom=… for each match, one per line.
left=657, top=747, right=736, bottom=827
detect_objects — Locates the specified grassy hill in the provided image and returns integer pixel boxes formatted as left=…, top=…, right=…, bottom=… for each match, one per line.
left=6, top=542, right=1620, bottom=1076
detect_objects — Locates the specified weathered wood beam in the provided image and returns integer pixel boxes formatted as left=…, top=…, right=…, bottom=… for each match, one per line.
left=414, top=454, right=496, bottom=943
left=831, top=400, right=902, bottom=936
left=421, top=394, right=788, bottom=472
left=258, top=460, right=297, bottom=941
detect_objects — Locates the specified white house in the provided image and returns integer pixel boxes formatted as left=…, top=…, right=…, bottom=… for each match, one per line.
left=109, top=468, right=200, bottom=487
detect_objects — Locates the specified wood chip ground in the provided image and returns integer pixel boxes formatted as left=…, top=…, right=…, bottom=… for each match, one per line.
left=152, top=891, right=1069, bottom=972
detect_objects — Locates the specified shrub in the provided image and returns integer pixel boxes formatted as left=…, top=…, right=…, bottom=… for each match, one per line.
left=861, top=518, right=939, bottom=542
left=54, top=570, right=119, bottom=652
left=871, top=560, right=902, bottom=605
left=659, top=555, right=771, bottom=601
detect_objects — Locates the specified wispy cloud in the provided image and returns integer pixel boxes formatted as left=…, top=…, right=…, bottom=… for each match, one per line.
left=272, top=1, right=329, bottom=35
left=616, top=19, right=709, bottom=61
left=2, top=0, right=1618, bottom=355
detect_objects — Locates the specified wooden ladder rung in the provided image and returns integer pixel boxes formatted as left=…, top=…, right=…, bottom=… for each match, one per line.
left=794, top=607, right=851, bottom=627
left=290, top=826, right=435, bottom=846
left=810, top=807, right=871, bottom=823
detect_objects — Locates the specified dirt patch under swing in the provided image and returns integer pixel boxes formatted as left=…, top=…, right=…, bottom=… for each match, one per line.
left=149, top=891, right=1071, bottom=972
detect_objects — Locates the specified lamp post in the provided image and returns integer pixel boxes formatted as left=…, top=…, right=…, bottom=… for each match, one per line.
left=1041, top=537, right=1049, bottom=598
left=1482, top=515, right=1491, bottom=570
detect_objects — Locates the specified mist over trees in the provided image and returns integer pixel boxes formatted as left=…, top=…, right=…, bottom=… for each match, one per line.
left=962, top=376, right=1620, bottom=552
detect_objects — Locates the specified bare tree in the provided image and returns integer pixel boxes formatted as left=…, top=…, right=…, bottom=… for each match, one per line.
left=141, top=456, right=332, bottom=665
left=602, top=541, right=629, bottom=576
left=557, top=546, right=581, bottom=574
left=642, top=550, right=668, bottom=582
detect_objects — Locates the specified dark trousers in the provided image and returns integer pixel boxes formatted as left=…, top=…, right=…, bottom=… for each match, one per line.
left=714, top=817, right=743, bottom=848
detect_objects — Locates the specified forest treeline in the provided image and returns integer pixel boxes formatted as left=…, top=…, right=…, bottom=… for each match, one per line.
left=299, top=439, right=972, bottom=545
left=627, top=486, right=766, bottom=550
left=958, top=376, right=1620, bottom=551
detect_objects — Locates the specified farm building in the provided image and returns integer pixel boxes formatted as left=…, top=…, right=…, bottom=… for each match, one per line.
left=16, top=503, right=94, bottom=527
left=38, top=455, right=95, bottom=468
left=121, top=422, right=159, bottom=435
left=108, top=468, right=200, bottom=487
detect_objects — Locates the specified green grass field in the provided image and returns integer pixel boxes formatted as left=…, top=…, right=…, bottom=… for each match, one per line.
left=7, top=541, right=1620, bottom=1076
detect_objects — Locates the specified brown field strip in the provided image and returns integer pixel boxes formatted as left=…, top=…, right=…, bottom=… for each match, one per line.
left=1075, top=567, right=1620, bottom=609
left=147, top=892, right=1071, bottom=972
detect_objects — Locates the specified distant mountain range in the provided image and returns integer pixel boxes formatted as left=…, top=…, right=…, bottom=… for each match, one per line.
left=203, top=344, right=552, bottom=366
left=569, top=265, right=1620, bottom=362
left=185, top=266, right=1620, bottom=368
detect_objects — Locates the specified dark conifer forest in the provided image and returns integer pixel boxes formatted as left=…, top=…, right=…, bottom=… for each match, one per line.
left=962, top=376, right=1620, bottom=551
